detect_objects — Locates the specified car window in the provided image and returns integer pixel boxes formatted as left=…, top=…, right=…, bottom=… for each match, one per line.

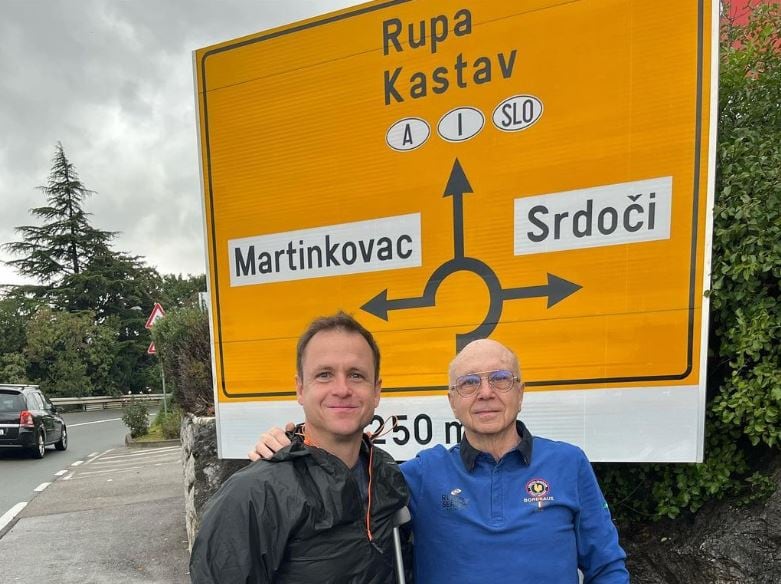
left=0, top=392, right=26, bottom=412
left=35, top=392, right=50, bottom=409
left=37, top=393, right=49, bottom=410
left=28, top=392, right=45, bottom=410
left=39, top=394, right=54, bottom=410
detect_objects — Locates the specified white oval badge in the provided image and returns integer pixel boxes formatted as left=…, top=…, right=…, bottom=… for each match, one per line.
left=492, top=95, right=543, bottom=132
left=386, top=117, right=430, bottom=152
left=437, top=107, right=484, bottom=142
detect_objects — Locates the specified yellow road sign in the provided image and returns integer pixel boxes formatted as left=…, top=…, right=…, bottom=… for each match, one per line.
left=195, top=0, right=716, bottom=460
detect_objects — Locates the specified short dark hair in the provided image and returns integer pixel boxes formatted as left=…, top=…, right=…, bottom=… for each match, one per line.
left=296, top=311, right=381, bottom=381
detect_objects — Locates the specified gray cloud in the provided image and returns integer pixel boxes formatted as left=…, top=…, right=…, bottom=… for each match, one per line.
left=0, top=0, right=356, bottom=286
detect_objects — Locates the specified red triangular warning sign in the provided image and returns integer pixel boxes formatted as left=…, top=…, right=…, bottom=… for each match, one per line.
left=145, top=303, right=166, bottom=329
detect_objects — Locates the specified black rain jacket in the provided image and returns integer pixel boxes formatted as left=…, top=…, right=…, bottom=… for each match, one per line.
left=189, top=432, right=409, bottom=583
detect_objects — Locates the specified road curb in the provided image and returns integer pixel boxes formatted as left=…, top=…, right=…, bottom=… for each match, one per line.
left=124, top=433, right=181, bottom=448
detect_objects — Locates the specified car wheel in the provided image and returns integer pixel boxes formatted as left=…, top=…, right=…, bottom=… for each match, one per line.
left=55, top=426, right=68, bottom=451
left=30, top=430, right=45, bottom=459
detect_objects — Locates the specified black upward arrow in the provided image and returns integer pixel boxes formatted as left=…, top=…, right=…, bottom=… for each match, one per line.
left=501, top=273, right=582, bottom=308
left=443, top=158, right=473, bottom=259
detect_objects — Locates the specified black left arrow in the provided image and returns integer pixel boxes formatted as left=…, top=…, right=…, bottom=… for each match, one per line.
left=501, top=273, right=582, bottom=308
left=443, top=158, right=473, bottom=259
left=360, top=289, right=436, bottom=321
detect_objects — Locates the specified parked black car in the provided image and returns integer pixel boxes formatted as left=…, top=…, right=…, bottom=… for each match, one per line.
left=0, top=385, right=67, bottom=458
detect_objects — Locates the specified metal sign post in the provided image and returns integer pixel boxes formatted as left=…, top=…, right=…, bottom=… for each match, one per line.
left=145, top=303, right=167, bottom=414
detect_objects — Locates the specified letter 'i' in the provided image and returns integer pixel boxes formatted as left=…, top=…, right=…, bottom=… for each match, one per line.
left=648, top=193, right=656, bottom=230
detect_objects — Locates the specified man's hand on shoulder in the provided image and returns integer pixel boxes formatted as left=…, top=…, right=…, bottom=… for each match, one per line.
left=248, top=423, right=295, bottom=461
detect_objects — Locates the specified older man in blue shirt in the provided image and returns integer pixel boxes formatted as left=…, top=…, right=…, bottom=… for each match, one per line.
left=400, top=338, right=628, bottom=583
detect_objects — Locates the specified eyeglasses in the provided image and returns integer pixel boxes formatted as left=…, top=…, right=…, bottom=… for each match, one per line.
left=450, top=369, right=520, bottom=397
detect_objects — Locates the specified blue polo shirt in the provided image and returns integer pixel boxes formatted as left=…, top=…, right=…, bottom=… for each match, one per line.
left=400, top=421, right=629, bottom=583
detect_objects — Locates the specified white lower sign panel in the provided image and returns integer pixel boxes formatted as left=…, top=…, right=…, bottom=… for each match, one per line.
left=215, top=385, right=705, bottom=463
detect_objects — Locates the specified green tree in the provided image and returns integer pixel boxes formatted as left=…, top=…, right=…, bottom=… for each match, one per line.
left=0, top=353, right=28, bottom=384
left=154, top=273, right=207, bottom=309
left=53, top=249, right=157, bottom=319
left=2, top=144, right=172, bottom=394
left=597, top=2, right=781, bottom=521
left=3, top=142, right=115, bottom=285
left=24, top=307, right=119, bottom=398
left=0, top=291, right=40, bottom=383
left=52, top=250, right=161, bottom=394
left=0, top=293, right=35, bottom=356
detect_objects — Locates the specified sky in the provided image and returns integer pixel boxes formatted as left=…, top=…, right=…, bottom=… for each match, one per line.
left=0, top=0, right=359, bottom=287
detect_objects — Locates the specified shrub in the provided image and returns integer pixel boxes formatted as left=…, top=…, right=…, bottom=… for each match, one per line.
left=122, top=401, right=150, bottom=438
left=597, top=2, right=781, bottom=522
left=151, top=307, right=213, bottom=415
left=156, top=406, right=182, bottom=439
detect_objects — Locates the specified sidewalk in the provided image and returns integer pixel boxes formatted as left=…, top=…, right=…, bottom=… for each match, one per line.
left=0, top=443, right=190, bottom=583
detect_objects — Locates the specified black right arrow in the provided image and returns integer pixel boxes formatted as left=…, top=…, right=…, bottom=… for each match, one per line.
left=501, top=273, right=582, bottom=308
left=443, top=158, right=473, bottom=259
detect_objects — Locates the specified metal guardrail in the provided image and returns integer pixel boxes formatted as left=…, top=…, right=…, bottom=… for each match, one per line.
left=51, top=394, right=166, bottom=412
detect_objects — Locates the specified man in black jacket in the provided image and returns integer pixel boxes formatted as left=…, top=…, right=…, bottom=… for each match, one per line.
left=189, top=312, right=409, bottom=583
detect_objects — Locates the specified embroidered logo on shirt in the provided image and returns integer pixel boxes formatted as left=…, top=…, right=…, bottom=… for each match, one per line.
left=523, top=478, right=554, bottom=508
left=526, top=479, right=549, bottom=497
left=441, top=488, right=468, bottom=511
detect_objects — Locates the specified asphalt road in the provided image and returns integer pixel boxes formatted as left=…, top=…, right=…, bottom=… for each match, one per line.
left=0, top=408, right=152, bottom=527
left=0, top=439, right=188, bottom=583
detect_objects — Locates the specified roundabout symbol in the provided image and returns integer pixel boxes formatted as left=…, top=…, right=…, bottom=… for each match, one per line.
left=361, top=159, right=583, bottom=351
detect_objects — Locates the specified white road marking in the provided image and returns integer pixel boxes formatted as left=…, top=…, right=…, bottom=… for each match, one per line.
left=33, top=482, right=51, bottom=492
left=87, top=451, right=99, bottom=458
left=70, top=463, right=179, bottom=479
left=62, top=444, right=180, bottom=482
left=0, top=502, right=27, bottom=532
left=68, top=418, right=122, bottom=427
left=54, top=470, right=68, bottom=476
left=92, top=452, right=179, bottom=465
left=96, top=447, right=179, bottom=461
left=76, top=465, right=147, bottom=477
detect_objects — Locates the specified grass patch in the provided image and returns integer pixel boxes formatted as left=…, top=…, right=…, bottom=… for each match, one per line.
left=129, top=408, right=181, bottom=442
left=132, top=424, right=169, bottom=442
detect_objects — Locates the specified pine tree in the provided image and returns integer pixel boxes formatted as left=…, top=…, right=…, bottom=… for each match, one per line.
left=3, top=142, right=115, bottom=284
left=2, top=143, right=163, bottom=394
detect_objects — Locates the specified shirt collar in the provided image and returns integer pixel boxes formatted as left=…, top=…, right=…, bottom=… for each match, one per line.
left=459, top=420, right=533, bottom=471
